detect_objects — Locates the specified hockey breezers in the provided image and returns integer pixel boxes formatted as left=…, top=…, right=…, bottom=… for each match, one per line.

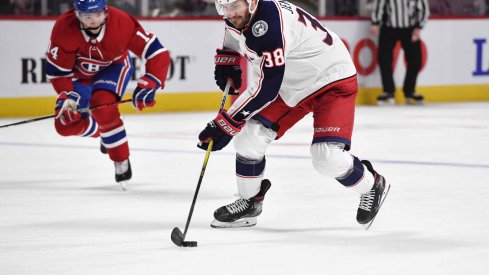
left=171, top=79, right=231, bottom=248
left=0, top=99, right=132, bottom=129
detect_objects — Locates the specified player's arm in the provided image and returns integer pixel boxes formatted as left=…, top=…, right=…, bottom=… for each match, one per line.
left=46, top=40, right=76, bottom=95
left=46, top=27, right=80, bottom=125
left=128, top=22, right=171, bottom=89
left=227, top=25, right=285, bottom=122
left=127, top=20, right=171, bottom=110
left=197, top=16, right=285, bottom=152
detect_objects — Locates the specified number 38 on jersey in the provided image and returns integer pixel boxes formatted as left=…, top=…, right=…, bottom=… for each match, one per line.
left=263, top=48, right=285, bottom=68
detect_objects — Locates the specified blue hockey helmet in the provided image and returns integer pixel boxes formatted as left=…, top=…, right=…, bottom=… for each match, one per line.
left=73, top=0, right=107, bottom=14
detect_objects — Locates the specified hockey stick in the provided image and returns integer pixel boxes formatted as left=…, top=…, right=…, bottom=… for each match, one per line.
left=0, top=99, right=131, bottom=129
left=171, top=79, right=231, bottom=248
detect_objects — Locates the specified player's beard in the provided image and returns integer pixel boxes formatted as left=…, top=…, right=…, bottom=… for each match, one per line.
left=229, top=12, right=251, bottom=29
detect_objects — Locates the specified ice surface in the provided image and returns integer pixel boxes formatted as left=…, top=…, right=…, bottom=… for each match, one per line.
left=1, top=103, right=488, bottom=275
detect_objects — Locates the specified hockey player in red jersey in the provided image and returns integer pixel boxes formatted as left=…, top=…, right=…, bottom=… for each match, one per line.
left=198, top=0, right=390, bottom=229
left=46, top=0, right=171, bottom=190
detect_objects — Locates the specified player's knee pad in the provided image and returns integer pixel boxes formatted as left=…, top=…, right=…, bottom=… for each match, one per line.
left=310, top=142, right=354, bottom=178
left=311, top=143, right=372, bottom=191
left=233, top=119, right=277, bottom=159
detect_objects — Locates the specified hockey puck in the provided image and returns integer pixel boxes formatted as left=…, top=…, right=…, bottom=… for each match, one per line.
left=182, top=241, right=197, bottom=247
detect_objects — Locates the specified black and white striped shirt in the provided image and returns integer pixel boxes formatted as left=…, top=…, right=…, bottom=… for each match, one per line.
left=371, top=0, right=430, bottom=28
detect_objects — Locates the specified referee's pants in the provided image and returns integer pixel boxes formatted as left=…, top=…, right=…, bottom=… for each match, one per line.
left=378, top=26, right=422, bottom=97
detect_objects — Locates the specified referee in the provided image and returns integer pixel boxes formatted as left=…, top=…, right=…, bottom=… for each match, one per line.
left=371, top=0, right=430, bottom=105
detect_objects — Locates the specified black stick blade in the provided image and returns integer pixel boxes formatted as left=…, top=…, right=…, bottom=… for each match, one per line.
left=182, top=241, right=198, bottom=247
left=171, top=227, right=184, bottom=247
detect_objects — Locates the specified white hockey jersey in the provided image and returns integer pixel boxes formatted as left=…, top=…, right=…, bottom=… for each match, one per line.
left=222, top=0, right=357, bottom=121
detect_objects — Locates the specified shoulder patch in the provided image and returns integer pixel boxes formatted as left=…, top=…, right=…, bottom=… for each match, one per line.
left=252, top=20, right=268, bottom=37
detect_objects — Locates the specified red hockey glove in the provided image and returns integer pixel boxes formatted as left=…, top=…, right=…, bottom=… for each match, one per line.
left=198, top=110, right=245, bottom=151
left=214, top=49, right=242, bottom=95
left=55, top=91, right=82, bottom=126
left=132, top=74, right=161, bottom=111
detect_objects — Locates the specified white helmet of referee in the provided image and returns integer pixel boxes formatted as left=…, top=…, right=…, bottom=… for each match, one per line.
left=215, top=0, right=258, bottom=17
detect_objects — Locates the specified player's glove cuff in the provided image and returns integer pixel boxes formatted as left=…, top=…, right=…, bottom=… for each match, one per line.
left=137, top=74, right=161, bottom=90
left=214, top=49, right=242, bottom=66
left=56, top=91, right=80, bottom=108
left=213, top=110, right=244, bottom=137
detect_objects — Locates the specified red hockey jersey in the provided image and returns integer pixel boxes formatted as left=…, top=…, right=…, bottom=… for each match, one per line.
left=46, top=6, right=170, bottom=94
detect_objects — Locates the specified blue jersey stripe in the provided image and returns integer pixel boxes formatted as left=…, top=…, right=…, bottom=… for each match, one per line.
left=46, top=61, right=73, bottom=78
left=144, top=37, right=165, bottom=60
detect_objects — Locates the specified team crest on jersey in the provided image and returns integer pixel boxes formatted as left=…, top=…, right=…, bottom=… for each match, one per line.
left=77, top=57, right=112, bottom=77
left=252, top=20, right=268, bottom=37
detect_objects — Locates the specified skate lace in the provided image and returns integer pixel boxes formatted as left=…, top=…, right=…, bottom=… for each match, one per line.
left=359, top=189, right=375, bottom=211
left=226, top=198, right=250, bottom=214
left=114, top=160, right=129, bottom=175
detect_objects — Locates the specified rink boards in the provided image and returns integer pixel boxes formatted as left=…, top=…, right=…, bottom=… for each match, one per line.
left=0, top=17, right=488, bottom=117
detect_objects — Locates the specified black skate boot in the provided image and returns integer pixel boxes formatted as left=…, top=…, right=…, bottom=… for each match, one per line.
left=356, top=160, right=390, bottom=230
left=405, top=93, right=424, bottom=105
left=115, top=159, right=132, bottom=191
left=100, top=142, right=108, bottom=154
left=377, top=92, right=395, bottom=105
left=211, top=179, right=271, bottom=228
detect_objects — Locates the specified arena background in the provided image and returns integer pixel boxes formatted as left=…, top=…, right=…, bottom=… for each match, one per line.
left=0, top=0, right=488, bottom=117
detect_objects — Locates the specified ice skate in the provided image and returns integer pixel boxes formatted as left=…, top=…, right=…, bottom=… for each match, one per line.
left=377, top=92, right=395, bottom=105
left=356, top=160, right=390, bottom=230
left=405, top=93, right=424, bottom=105
left=114, top=159, right=132, bottom=191
left=100, top=142, right=107, bottom=154
left=211, top=179, right=271, bottom=228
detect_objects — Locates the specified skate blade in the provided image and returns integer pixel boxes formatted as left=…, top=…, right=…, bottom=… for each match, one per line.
left=406, top=98, right=424, bottom=106
left=210, top=217, right=257, bottom=228
left=406, top=100, right=424, bottom=106
left=363, top=182, right=391, bottom=230
left=118, top=179, right=131, bottom=191
left=377, top=99, right=395, bottom=106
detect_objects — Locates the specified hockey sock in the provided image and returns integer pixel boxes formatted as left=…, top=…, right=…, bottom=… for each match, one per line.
left=236, top=154, right=266, bottom=199
left=336, top=156, right=374, bottom=194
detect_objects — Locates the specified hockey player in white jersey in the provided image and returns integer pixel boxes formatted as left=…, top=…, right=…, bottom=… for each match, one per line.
left=197, top=0, right=390, bottom=230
